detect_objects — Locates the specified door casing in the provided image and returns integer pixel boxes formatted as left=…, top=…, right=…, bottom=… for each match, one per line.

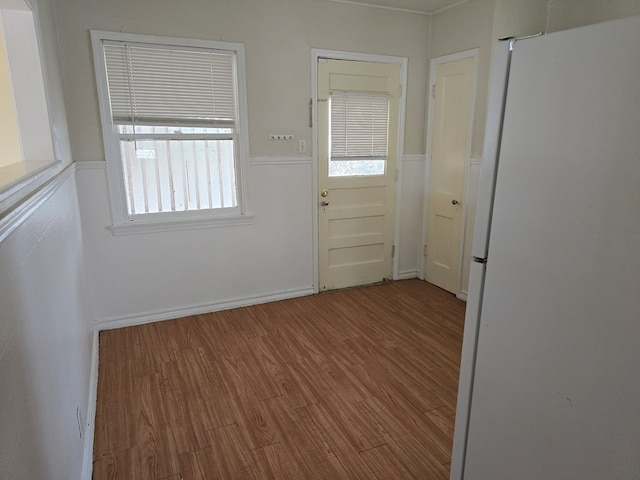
left=421, top=49, right=478, bottom=298
left=311, top=49, right=408, bottom=293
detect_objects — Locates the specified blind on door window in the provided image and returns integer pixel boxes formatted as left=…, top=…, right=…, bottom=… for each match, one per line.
left=103, top=42, right=237, bottom=127
left=330, top=92, right=389, bottom=161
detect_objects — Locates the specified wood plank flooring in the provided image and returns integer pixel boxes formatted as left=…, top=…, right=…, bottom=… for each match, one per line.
left=92, top=279, right=466, bottom=480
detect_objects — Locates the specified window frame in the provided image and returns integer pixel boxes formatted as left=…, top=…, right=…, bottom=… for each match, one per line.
left=91, top=30, right=252, bottom=234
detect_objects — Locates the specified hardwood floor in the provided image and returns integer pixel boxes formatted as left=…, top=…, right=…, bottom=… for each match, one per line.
left=92, top=279, right=466, bottom=480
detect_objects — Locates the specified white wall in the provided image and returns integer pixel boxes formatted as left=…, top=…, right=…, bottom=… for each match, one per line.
left=426, top=0, right=495, bottom=295
left=76, top=156, right=424, bottom=323
left=398, top=155, right=426, bottom=279
left=55, top=0, right=428, bottom=160
left=0, top=0, right=94, bottom=478
left=0, top=19, right=23, bottom=169
left=1, top=8, right=55, bottom=172
left=426, top=0, right=548, bottom=296
left=76, top=160, right=314, bottom=324
left=0, top=170, right=94, bottom=480
left=55, top=0, right=430, bottom=322
left=57, top=0, right=640, bottom=328
left=492, top=0, right=548, bottom=40
left=547, top=0, right=640, bottom=32
left=429, top=0, right=495, bottom=160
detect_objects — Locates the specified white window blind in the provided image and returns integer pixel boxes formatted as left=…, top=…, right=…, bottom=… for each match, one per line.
left=330, top=92, right=389, bottom=161
left=103, top=42, right=237, bottom=127
left=94, top=33, right=248, bottom=220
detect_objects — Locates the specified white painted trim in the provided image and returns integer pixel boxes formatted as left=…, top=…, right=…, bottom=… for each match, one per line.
left=80, top=156, right=314, bottom=168
left=0, top=162, right=74, bottom=243
left=403, top=154, right=426, bottom=163
left=397, top=269, right=419, bottom=280
left=75, top=160, right=107, bottom=170
left=456, top=156, right=482, bottom=301
left=96, top=286, right=315, bottom=330
left=108, top=213, right=254, bottom=235
left=421, top=48, right=479, bottom=294
left=312, top=49, right=410, bottom=67
left=317, top=0, right=429, bottom=15
left=81, top=328, right=99, bottom=480
left=90, top=30, right=252, bottom=227
left=455, top=55, right=479, bottom=296
left=393, top=57, right=409, bottom=281
left=428, top=48, right=480, bottom=68
left=249, top=156, right=312, bottom=166
left=311, top=49, right=408, bottom=290
left=27, top=0, right=63, bottom=169
left=404, top=156, right=426, bottom=279
left=0, top=160, right=63, bottom=214
left=311, top=54, right=319, bottom=293
left=91, top=31, right=128, bottom=226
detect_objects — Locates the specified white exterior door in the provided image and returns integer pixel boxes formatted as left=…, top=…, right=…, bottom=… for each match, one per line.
left=425, top=56, right=474, bottom=294
left=317, top=59, right=401, bottom=292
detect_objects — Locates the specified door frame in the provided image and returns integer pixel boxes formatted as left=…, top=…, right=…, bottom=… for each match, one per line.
left=311, top=49, right=408, bottom=293
left=420, top=48, right=478, bottom=298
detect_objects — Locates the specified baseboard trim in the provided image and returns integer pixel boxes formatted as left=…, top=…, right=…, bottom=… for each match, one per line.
left=457, top=290, right=468, bottom=301
left=96, top=287, right=316, bottom=330
left=397, top=269, right=419, bottom=280
left=81, top=328, right=99, bottom=480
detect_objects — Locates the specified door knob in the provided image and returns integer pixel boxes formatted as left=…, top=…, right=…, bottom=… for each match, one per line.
left=321, top=200, right=329, bottom=207
left=320, top=189, right=329, bottom=197
left=451, top=199, right=460, bottom=205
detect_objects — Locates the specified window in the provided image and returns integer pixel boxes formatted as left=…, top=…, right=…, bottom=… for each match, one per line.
left=91, top=31, right=250, bottom=230
left=329, top=91, right=389, bottom=177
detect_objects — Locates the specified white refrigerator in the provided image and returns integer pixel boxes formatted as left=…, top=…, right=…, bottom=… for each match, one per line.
left=450, top=16, right=640, bottom=480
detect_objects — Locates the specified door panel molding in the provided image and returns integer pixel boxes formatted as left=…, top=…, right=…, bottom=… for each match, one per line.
left=421, top=48, right=478, bottom=295
left=311, top=49, right=408, bottom=292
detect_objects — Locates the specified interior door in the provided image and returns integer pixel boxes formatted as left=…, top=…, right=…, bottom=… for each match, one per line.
left=425, top=56, right=474, bottom=294
left=317, top=59, right=401, bottom=292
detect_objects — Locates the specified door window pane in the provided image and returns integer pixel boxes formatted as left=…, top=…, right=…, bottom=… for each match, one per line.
left=329, top=91, right=388, bottom=177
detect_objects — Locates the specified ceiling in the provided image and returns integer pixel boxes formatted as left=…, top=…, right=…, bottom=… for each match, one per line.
left=320, top=0, right=468, bottom=14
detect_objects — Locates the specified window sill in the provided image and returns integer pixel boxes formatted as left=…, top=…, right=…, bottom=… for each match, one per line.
left=109, top=212, right=254, bottom=236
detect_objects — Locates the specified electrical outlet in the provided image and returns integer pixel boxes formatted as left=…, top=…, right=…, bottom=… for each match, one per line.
left=268, top=134, right=294, bottom=140
left=298, top=140, right=306, bottom=154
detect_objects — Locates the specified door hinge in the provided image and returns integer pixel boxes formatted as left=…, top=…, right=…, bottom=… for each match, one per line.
left=423, top=244, right=427, bottom=256
left=432, top=84, right=436, bottom=98
left=398, top=84, right=403, bottom=97
left=391, top=245, right=396, bottom=258
left=308, top=98, right=313, bottom=127
left=394, top=168, right=399, bottom=182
